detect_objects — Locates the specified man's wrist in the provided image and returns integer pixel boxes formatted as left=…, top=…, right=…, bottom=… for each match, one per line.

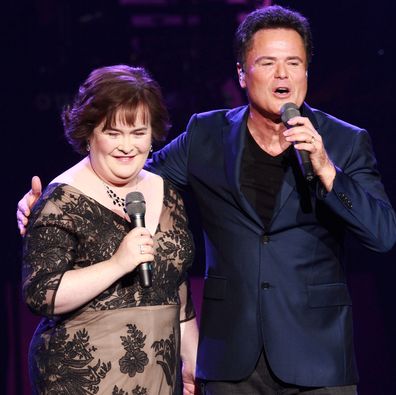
left=317, top=161, right=336, bottom=192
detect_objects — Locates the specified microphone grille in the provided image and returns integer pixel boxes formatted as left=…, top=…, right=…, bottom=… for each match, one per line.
left=280, top=102, right=300, bottom=124
left=125, top=191, right=146, bottom=217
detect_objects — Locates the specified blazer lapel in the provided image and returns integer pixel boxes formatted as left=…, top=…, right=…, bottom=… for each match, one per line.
left=221, top=102, right=319, bottom=231
left=269, top=166, right=296, bottom=226
left=270, top=103, right=319, bottom=226
left=222, top=106, right=264, bottom=230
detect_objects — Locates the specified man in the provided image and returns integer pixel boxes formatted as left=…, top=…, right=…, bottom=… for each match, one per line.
left=18, top=5, right=396, bottom=395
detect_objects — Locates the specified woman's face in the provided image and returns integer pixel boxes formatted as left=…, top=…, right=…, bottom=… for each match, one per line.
left=88, top=107, right=152, bottom=186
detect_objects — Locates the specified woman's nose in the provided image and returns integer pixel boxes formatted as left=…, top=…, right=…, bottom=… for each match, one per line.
left=117, top=136, right=134, bottom=153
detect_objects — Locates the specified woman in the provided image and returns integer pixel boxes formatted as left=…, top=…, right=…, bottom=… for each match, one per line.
left=22, top=65, right=198, bottom=395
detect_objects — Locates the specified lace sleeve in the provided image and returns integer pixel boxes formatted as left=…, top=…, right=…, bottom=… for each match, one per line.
left=178, top=276, right=196, bottom=323
left=161, top=180, right=195, bottom=321
left=22, top=197, right=77, bottom=318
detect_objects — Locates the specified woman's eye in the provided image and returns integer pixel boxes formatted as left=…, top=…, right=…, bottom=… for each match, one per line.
left=132, top=130, right=148, bottom=137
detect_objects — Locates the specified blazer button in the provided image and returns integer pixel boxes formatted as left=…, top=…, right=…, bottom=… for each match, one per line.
left=344, top=197, right=352, bottom=209
left=261, top=282, right=271, bottom=290
left=262, top=235, right=270, bottom=244
left=337, top=192, right=353, bottom=209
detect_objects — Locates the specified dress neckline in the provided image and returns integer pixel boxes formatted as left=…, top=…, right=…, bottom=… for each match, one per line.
left=46, top=181, right=168, bottom=233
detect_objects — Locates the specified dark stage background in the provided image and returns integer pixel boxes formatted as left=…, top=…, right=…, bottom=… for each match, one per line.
left=3, top=0, right=396, bottom=394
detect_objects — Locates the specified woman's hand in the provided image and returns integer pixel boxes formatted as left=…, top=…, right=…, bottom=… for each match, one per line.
left=53, top=227, right=155, bottom=314
left=110, top=227, right=154, bottom=275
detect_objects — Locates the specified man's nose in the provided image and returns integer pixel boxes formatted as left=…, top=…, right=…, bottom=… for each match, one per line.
left=275, top=63, right=288, bottom=78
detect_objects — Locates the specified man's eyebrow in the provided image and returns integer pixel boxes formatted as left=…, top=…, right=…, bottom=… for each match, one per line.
left=254, top=56, right=276, bottom=63
left=254, top=55, right=304, bottom=63
left=286, top=56, right=304, bottom=62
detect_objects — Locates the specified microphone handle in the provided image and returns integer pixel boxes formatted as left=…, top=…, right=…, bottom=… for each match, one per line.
left=280, top=103, right=315, bottom=182
left=295, top=148, right=315, bottom=182
left=138, top=262, right=153, bottom=288
left=131, top=215, right=153, bottom=288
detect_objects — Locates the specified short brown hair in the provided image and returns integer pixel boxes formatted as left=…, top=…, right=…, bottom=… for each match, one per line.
left=234, top=5, right=313, bottom=68
left=62, top=65, right=171, bottom=154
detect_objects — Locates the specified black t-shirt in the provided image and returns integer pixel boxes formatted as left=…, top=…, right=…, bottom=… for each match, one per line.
left=240, top=129, right=293, bottom=228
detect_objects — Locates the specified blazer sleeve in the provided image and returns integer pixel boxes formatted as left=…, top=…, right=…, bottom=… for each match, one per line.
left=145, top=115, right=198, bottom=188
left=319, top=128, right=396, bottom=252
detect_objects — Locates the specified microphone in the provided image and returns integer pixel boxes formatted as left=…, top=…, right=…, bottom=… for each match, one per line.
left=125, top=191, right=153, bottom=288
left=280, top=102, right=315, bottom=182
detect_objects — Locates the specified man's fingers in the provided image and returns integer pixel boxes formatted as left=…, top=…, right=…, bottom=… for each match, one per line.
left=31, top=176, right=42, bottom=197
left=16, top=176, right=43, bottom=236
left=18, top=220, right=27, bottom=236
left=17, top=209, right=28, bottom=225
left=17, top=192, right=32, bottom=216
left=17, top=209, right=28, bottom=235
left=18, top=176, right=42, bottom=215
left=26, top=176, right=43, bottom=209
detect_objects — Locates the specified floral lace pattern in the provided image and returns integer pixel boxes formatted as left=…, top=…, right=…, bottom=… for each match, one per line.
left=23, top=180, right=195, bottom=394
left=29, top=323, right=112, bottom=394
left=119, top=324, right=149, bottom=377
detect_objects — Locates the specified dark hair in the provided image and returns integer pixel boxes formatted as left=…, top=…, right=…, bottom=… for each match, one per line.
left=63, top=65, right=171, bottom=154
left=234, top=5, right=313, bottom=68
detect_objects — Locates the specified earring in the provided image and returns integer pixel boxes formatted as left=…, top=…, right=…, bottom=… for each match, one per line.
left=86, top=142, right=91, bottom=152
left=150, top=145, right=153, bottom=153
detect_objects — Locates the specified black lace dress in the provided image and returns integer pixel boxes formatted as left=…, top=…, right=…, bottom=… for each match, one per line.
left=22, top=180, right=195, bottom=395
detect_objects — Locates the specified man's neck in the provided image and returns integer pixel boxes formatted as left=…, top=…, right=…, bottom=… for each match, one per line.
left=247, top=107, right=291, bottom=157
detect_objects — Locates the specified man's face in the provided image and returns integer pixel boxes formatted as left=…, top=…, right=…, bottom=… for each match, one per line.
left=238, top=28, right=308, bottom=121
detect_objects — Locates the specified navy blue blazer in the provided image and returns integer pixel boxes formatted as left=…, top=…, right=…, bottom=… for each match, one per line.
left=146, top=103, right=396, bottom=386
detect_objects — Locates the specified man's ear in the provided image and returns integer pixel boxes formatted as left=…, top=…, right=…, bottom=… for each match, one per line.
left=237, top=62, right=246, bottom=87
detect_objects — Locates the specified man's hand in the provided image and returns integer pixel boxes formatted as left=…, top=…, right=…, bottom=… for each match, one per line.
left=182, top=363, right=199, bottom=395
left=180, top=318, right=199, bottom=394
left=283, top=116, right=336, bottom=191
left=17, top=176, right=42, bottom=235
